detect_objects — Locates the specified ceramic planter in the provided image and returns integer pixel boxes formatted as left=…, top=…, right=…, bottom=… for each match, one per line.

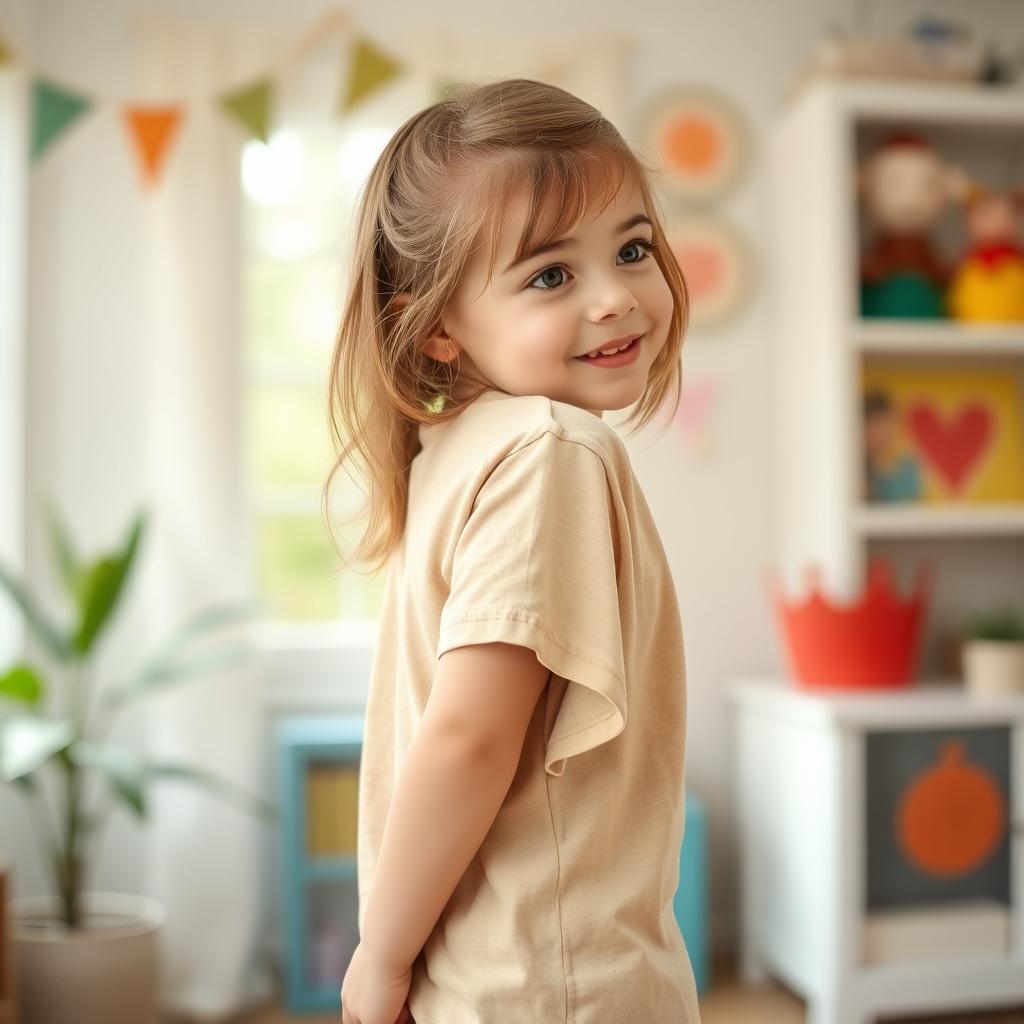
left=10, top=890, right=165, bottom=1024
left=963, top=639, right=1024, bottom=698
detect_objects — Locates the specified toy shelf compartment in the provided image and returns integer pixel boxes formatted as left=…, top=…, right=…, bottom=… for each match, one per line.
left=847, top=82, right=1024, bottom=332
left=855, top=354, right=1024, bottom=525
left=276, top=715, right=364, bottom=1015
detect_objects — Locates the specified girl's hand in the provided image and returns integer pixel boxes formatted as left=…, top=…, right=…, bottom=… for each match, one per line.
left=340, top=941, right=414, bottom=1024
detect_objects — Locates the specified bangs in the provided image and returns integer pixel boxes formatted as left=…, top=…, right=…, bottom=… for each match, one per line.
left=470, top=145, right=640, bottom=287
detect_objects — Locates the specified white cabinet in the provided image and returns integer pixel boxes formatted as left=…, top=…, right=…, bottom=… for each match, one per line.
left=729, top=678, right=1024, bottom=1024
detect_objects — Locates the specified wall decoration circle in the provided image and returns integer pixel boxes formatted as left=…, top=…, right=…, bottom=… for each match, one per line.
left=637, top=85, right=749, bottom=203
left=662, top=211, right=751, bottom=330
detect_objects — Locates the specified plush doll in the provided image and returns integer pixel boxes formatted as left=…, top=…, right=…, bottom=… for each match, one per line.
left=858, top=133, right=969, bottom=318
left=947, top=184, right=1024, bottom=322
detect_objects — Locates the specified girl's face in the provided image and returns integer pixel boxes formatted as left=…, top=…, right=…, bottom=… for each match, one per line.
left=435, top=176, right=674, bottom=417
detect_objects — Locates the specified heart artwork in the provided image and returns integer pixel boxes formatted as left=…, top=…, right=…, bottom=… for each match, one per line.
left=904, top=400, right=995, bottom=497
left=674, top=378, right=717, bottom=437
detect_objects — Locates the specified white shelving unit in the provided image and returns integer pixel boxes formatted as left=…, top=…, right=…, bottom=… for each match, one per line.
left=768, top=78, right=1024, bottom=612
left=745, top=78, right=1024, bottom=1023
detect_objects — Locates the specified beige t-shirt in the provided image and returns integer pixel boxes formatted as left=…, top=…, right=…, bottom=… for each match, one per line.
left=357, top=388, right=698, bottom=1024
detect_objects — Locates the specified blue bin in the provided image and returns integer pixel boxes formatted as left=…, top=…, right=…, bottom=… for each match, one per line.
left=674, top=791, right=709, bottom=994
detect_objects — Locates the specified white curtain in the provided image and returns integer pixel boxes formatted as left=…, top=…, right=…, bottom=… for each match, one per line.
left=129, top=12, right=632, bottom=1020
left=133, top=13, right=277, bottom=1021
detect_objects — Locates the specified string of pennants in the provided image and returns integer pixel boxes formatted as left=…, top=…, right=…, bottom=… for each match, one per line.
left=0, top=8, right=460, bottom=189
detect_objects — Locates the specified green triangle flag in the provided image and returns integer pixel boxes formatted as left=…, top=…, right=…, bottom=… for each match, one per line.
left=431, top=77, right=467, bottom=104
left=339, top=36, right=403, bottom=113
left=218, top=77, right=273, bottom=143
left=31, top=77, right=94, bottom=163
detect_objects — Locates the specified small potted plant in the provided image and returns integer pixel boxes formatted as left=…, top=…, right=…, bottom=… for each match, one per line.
left=962, top=605, right=1024, bottom=698
left=0, top=501, right=277, bottom=1024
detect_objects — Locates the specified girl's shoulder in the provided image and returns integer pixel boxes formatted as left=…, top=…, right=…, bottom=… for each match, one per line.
left=480, top=392, right=630, bottom=469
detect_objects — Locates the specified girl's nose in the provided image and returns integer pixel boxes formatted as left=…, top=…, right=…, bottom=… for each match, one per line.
left=590, top=281, right=639, bottom=321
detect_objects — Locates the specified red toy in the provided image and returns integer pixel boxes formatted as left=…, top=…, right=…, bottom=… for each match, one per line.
left=769, top=559, right=935, bottom=688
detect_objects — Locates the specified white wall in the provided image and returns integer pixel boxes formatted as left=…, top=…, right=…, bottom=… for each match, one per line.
left=6, top=0, right=1024, bottom=959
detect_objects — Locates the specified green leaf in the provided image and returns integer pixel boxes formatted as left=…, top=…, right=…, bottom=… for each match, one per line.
left=0, top=663, right=45, bottom=706
left=96, top=597, right=265, bottom=711
left=45, top=497, right=82, bottom=605
left=0, top=558, right=72, bottom=661
left=100, top=643, right=254, bottom=710
left=67, top=740, right=147, bottom=819
left=74, top=513, right=146, bottom=655
left=154, top=598, right=267, bottom=655
left=67, top=743, right=278, bottom=823
left=11, top=771, right=35, bottom=794
left=967, top=607, right=1024, bottom=641
left=0, top=715, right=75, bottom=782
left=146, top=760, right=278, bottom=821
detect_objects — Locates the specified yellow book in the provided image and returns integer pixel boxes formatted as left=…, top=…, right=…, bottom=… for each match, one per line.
left=305, top=765, right=326, bottom=857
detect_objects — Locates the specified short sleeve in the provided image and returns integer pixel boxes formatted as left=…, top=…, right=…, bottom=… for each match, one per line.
left=437, top=430, right=626, bottom=776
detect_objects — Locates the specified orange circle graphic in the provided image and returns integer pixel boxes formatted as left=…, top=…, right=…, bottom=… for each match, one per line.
left=896, top=740, right=1005, bottom=878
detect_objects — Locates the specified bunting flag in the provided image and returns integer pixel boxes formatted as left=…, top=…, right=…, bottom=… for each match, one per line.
left=218, top=77, right=274, bottom=143
left=31, top=77, right=94, bottom=162
left=338, top=35, right=402, bottom=113
left=122, top=105, right=185, bottom=187
left=431, top=76, right=467, bottom=103
left=9, top=12, right=419, bottom=187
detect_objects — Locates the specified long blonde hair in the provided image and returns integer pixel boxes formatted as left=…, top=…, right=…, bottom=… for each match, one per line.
left=323, top=77, right=689, bottom=577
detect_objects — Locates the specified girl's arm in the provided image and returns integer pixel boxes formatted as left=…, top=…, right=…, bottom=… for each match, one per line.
left=358, top=641, right=551, bottom=975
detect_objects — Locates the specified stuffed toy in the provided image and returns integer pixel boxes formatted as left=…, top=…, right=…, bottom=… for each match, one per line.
left=947, top=184, right=1024, bottom=322
left=858, top=133, right=970, bottom=318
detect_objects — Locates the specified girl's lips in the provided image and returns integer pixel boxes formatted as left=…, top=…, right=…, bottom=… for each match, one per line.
left=574, top=334, right=643, bottom=367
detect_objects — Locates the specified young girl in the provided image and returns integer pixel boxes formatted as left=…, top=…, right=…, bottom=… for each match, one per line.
left=328, top=77, right=698, bottom=1024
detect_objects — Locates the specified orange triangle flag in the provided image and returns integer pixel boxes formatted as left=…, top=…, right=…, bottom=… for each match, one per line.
left=122, top=105, right=185, bottom=188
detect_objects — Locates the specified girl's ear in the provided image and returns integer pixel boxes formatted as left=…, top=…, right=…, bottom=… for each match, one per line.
left=393, top=291, right=460, bottom=363
left=421, top=334, right=459, bottom=363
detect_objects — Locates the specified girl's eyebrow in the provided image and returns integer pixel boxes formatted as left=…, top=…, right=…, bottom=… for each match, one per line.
left=502, top=212, right=652, bottom=275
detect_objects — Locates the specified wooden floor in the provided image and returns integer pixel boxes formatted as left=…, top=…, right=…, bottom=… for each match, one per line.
left=219, top=953, right=1024, bottom=1024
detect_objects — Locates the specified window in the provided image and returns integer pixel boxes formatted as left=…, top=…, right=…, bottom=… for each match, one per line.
left=240, top=73, right=434, bottom=642
left=241, top=124, right=382, bottom=627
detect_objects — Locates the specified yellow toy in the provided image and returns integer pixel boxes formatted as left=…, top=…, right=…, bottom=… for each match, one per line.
left=947, top=185, right=1024, bottom=323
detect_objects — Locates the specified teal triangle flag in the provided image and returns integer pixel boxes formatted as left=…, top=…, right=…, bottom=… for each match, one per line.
left=31, top=77, right=93, bottom=162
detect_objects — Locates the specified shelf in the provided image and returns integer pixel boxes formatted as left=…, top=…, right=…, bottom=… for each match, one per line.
left=304, top=857, right=357, bottom=883
left=853, top=503, right=1024, bottom=537
left=798, top=78, right=1024, bottom=128
left=729, top=677, right=1024, bottom=729
left=853, top=321, right=1024, bottom=358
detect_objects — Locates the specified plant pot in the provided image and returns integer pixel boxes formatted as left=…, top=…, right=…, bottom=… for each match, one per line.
left=10, top=890, right=165, bottom=1024
left=963, top=639, right=1024, bottom=698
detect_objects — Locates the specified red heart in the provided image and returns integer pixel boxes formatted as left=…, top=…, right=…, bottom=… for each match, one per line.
left=905, top=401, right=994, bottom=496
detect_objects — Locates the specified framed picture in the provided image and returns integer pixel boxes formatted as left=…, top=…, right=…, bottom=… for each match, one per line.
left=861, top=363, right=1024, bottom=504
left=636, top=85, right=749, bottom=203
left=661, top=211, right=751, bottom=330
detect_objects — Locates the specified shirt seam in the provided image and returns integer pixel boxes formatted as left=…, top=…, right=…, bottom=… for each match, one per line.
left=502, top=422, right=613, bottom=462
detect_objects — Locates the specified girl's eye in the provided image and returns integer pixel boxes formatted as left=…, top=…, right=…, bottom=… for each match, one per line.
left=526, top=237, right=658, bottom=291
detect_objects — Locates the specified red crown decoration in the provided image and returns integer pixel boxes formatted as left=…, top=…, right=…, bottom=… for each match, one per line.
left=768, top=559, right=935, bottom=689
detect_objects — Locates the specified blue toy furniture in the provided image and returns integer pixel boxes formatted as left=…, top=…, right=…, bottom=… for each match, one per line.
left=276, top=715, right=365, bottom=1014
left=675, top=791, right=710, bottom=995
